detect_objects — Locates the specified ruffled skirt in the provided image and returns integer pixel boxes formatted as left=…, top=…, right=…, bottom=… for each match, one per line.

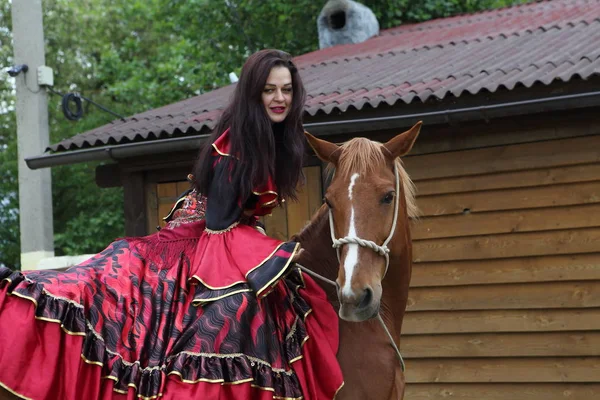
left=0, top=221, right=343, bottom=400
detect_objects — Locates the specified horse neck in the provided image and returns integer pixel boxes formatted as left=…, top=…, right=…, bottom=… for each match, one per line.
left=293, top=205, right=340, bottom=302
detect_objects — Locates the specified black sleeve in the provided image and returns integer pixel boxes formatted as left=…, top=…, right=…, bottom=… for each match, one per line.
left=205, top=157, right=244, bottom=231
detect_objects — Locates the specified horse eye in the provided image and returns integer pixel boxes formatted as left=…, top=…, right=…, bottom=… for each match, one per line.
left=381, top=192, right=395, bottom=204
left=323, top=197, right=333, bottom=209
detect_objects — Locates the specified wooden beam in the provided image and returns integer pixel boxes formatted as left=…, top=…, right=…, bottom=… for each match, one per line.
left=401, top=332, right=600, bottom=358
left=122, top=171, right=146, bottom=237
left=95, top=163, right=121, bottom=188
left=406, top=281, right=600, bottom=311
left=402, top=309, right=600, bottom=335
left=405, top=383, right=600, bottom=400
left=404, top=135, right=600, bottom=181
left=413, top=228, right=600, bottom=262
left=416, top=180, right=600, bottom=217
left=145, top=182, right=158, bottom=234
left=415, top=162, right=600, bottom=196
left=412, top=204, right=600, bottom=240
left=413, top=227, right=600, bottom=262
left=405, top=357, right=600, bottom=383
left=410, top=253, right=600, bottom=287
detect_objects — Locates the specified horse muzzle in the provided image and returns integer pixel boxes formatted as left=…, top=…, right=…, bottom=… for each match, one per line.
left=337, top=285, right=381, bottom=322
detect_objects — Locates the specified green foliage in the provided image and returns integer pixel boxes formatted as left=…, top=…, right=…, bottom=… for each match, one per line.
left=0, top=0, right=527, bottom=269
left=1, top=0, right=20, bottom=269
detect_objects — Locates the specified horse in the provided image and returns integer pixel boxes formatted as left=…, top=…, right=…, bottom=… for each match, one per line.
left=0, top=122, right=420, bottom=400
left=293, top=121, right=421, bottom=400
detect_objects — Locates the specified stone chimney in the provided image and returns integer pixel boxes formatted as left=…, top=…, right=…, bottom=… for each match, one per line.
left=317, top=0, right=380, bottom=49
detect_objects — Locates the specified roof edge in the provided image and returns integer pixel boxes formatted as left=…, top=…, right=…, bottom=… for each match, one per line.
left=26, top=88, right=600, bottom=170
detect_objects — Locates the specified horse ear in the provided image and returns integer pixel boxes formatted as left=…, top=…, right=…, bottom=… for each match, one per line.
left=383, top=121, right=422, bottom=158
left=304, top=131, right=341, bottom=164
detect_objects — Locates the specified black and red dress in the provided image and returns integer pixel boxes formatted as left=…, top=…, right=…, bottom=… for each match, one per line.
left=0, top=129, right=344, bottom=400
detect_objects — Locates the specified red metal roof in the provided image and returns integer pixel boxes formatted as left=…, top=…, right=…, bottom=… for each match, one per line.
left=51, top=0, right=600, bottom=152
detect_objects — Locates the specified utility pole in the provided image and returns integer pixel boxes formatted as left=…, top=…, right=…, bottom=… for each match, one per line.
left=11, top=0, right=54, bottom=269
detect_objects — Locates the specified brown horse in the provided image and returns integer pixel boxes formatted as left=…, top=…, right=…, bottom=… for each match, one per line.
left=0, top=122, right=420, bottom=400
left=294, top=122, right=421, bottom=400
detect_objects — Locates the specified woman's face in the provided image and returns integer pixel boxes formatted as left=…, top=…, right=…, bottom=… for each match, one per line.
left=262, top=66, right=293, bottom=123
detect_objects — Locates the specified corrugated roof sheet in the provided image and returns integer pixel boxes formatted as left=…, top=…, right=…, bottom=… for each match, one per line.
left=51, top=0, right=600, bottom=152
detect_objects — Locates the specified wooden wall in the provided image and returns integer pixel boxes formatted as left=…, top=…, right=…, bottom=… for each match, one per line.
left=401, top=134, right=600, bottom=399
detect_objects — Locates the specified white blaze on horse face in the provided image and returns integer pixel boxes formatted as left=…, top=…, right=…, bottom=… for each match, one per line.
left=342, top=173, right=360, bottom=297
left=348, top=173, right=359, bottom=200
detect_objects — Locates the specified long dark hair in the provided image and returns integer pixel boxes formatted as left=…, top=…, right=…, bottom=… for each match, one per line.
left=192, top=49, right=306, bottom=202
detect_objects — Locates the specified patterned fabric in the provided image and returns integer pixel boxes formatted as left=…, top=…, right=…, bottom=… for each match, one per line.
left=0, top=222, right=333, bottom=399
left=164, top=189, right=207, bottom=229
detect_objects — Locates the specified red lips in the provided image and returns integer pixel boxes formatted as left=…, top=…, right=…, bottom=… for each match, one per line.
left=270, top=106, right=286, bottom=114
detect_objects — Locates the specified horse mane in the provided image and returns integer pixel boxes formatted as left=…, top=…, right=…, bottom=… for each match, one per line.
left=326, top=138, right=419, bottom=219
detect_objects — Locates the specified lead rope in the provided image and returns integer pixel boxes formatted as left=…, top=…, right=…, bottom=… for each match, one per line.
left=297, top=162, right=405, bottom=372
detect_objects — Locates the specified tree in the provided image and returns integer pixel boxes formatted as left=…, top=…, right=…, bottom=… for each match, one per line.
left=0, top=0, right=526, bottom=269
left=1, top=0, right=21, bottom=269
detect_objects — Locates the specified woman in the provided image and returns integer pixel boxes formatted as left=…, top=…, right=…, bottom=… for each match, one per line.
left=0, top=50, right=343, bottom=400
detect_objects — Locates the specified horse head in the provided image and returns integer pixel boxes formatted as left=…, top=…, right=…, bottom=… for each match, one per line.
left=304, top=122, right=421, bottom=322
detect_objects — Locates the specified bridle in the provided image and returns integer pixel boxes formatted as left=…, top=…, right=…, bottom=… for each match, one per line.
left=328, top=162, right=401, bottom=279
left=298, top=161, right=406, bottom=371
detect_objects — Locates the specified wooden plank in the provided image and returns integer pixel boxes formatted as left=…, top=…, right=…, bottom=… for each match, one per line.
left=405, top=357, right=600, bottom=383
left=122, top=171, right=146, bottom=237
left=158, top=196, right=179, bottom=205
left=405, top=383, right=600, bottom=400
left=157, top=182, right=177, bottom=198
left=410, top=254, right=600, bottom=287
left=264, top=203, right=289, bottom=241
left=404, top=107, right=600, bottom=156
left=95, top=163, right=122, bottom=188
left=176, top=181, right=190, bottom=195
left=305, top=166, right=323, bottom=218
left=417, top=181, right=600, bottom=217
left=145, top=183, right=159, bottom=234
left=401, top=332, right=600, bottom=358
left=402, top=309, right=600, bottom=335
left=412, top=204, right=600, bottom=240
left=415, top=163, right=600, bottom=196
left=406, top=281, right=600, bottom=312
left=286, top=183, right=311, bottom=237
left=413, top=228, right=600, bottom=262
left=404, top=135, right=600, bottom=181
left=158, top=203, right=173, bottom=228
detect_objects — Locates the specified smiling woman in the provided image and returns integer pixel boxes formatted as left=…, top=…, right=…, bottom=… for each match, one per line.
left=0, top=50, right=343, bottom=400
left=262, top=67, right=293, bottom=123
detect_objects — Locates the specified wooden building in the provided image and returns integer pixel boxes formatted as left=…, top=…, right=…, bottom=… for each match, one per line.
left=27, top=0, right=600, bottom=398
left=402, top=110, right=600, bottom=399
